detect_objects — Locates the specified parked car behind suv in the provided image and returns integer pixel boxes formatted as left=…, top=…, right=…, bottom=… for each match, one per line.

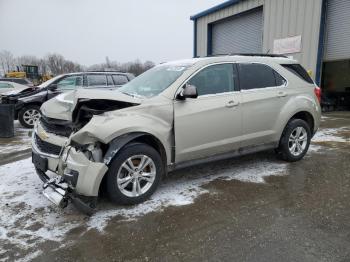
left=0, top=81, right=36, bottom=95
left=32, top=55, right=321, bottom=212
left=0, top=77, right=34, bottom=86
left=1, top=71, right=134, bottom=128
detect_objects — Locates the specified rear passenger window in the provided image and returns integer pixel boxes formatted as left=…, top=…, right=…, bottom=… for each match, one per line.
left=238, top=63, right=278, bottom=90
left=188, top=64, right=236, bottom=96
left=87, top=75, right=107, bottom=86
left=112, top=75, right=128, bottom=85
left=281, top=64, right=314, bottom=84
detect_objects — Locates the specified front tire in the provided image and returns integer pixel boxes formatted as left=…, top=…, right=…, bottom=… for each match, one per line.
left=276, top=119, right=311, bottom=162
left=18, top=105, right=41, bottom=128
left=106, top=143, right=163, bottom=205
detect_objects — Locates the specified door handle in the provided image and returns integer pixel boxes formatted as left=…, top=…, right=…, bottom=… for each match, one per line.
left=277, top=91, right=287, bottom=97
left=226, top=100, right=239, bottom=108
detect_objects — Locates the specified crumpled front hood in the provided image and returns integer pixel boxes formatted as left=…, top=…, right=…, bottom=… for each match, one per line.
left=2, top=87, right=30, bottom=96
left=41, top=89, right=142, bottom=121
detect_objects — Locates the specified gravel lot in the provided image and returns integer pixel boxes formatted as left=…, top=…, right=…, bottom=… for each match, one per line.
left=0, top=112, right=349, bottom=262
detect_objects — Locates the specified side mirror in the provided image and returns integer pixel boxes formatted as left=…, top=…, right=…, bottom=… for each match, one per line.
left=177, top=84, right=198, bottom=100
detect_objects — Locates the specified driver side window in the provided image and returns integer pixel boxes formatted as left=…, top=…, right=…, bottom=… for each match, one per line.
left=56, top=75, right=83, bottom=90
left=188, top=64, right=236, bottom=96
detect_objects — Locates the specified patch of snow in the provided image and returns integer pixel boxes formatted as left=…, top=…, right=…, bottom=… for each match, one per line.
left=308, top=144, right=324, bottom=153
left=0, top=159, right=81, bottom=254
left=19, top=250, right=43, bottom=262
left=312, top=127, right=349, bottom=143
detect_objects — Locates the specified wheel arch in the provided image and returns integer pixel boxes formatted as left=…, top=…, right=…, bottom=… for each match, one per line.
left=290, top=111, right=315, bottom=133
left=98, top=132, right=168, bottom=196
left=103, top=132, right=168, bottom=172
left=278, top=110, right=316, bottom=144
left=20, top=102, right=43, bottom=111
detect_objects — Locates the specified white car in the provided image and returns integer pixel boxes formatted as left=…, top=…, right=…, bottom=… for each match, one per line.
left=0, top=81, right=35, bottom=95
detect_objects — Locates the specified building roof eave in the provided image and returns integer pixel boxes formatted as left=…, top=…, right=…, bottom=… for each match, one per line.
left=190, top=0, right=242, bottom=20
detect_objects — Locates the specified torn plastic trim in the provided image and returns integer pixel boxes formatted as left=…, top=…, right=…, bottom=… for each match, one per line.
left=42, top=175, right=69, bottom=208
left=37, top=168, right=96, bottom=215
left=103, top=132, right=146, bottom=165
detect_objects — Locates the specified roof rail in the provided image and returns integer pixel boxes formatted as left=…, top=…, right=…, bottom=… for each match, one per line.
left=86, top=70, right=126, bottom=73
left=206, top=53, right=289, bottom=58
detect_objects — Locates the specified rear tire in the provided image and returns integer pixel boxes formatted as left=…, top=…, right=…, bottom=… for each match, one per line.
left=276, top=119, right=311, bottom=162
left=106, top=143, right=163, bottom=205
left=18, top=105, right=41, bottom=128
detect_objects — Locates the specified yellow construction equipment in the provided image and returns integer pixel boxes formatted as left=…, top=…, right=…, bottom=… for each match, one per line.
left=5, top=65, right=52, bottom=85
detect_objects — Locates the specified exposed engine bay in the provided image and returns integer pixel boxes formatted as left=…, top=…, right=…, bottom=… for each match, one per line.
left=40, top=99, right=138, bottom=137
left=72, top=99, right=137, bottom=126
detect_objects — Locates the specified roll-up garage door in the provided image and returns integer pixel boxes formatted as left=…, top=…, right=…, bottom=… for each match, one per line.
left=324, top=0, right=350, bottom=61
left=211, top=8, right=263, bottom=55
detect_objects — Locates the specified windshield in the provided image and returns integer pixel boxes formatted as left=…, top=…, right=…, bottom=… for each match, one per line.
left=118, top=64, right=189, bottom=98
left=38, top=74, right=64, bottom=88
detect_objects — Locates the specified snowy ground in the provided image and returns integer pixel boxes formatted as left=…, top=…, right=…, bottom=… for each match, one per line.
left=0, top=117, right=349, bottom=261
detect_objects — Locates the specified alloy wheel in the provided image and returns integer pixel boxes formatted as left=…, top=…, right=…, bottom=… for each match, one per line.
left=23, top=109, right=41, bottom=126
left=116, top=155, right=156, bottom=198
left=288, top=126, right=308, bottom=156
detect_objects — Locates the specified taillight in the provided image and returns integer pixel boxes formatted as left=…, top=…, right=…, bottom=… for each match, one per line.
left=314, top=87, right=321, bottom=103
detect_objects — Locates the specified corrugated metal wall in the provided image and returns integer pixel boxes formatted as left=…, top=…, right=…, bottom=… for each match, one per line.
left=323, top=0, right=350, bottom=61
left=196, top=0, right=264, bottom=56
left=263, top=0, right=323, bottom=76
left=212, top=8, right=263, bottom=54
left=195, top=0, right=323, bottom=78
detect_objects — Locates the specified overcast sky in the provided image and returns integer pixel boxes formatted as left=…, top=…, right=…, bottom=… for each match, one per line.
left=0, top=0, right=223, bottom=66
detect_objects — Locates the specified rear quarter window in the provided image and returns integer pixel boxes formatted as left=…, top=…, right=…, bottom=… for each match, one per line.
left=86, top=74, right=107, bottom=86
left=238, top=63, right=281, bottom=90
left=112, top=75, right=128, bottom=85
left=281, top=64, right=314, bottom=84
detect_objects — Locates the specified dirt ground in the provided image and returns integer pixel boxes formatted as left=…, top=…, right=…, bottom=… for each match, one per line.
left=0, top=112, right=349, bottom=262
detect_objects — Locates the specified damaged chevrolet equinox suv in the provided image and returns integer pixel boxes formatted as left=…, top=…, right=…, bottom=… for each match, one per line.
left=32, top=54, right=321, bottom=212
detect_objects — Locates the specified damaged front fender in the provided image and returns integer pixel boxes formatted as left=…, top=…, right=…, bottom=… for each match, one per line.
left=60, top=146, right=109, bottom=197
left=103, top=132, right=147, bottom=165
left=69, top=102, right=174, bottom=165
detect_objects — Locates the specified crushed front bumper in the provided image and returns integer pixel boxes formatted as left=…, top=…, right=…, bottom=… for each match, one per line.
left=42, top=176, right=69, bottom=208
left=33, top=158, right=101, bottom=215
left=59, top=146, right=108, bottom=197
left=32, top=124, right=109, bottom=214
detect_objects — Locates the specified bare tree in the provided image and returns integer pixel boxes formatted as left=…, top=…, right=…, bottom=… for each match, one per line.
left=89, top=59, right=155, bottom=76
left=0, top=50, right=154, bottom=78
left=44, top=53, right=82, bottom=75
left=0, top=50, right=15, bottom=74
left=45, top=53, right=65, bottom=75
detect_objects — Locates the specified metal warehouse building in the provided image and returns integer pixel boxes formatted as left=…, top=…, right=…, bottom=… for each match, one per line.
left=191, top=0, right=350, bottom=109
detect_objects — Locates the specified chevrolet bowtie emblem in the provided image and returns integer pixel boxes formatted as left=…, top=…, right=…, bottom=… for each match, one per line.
left=38, top=128, right=49, bottom=140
